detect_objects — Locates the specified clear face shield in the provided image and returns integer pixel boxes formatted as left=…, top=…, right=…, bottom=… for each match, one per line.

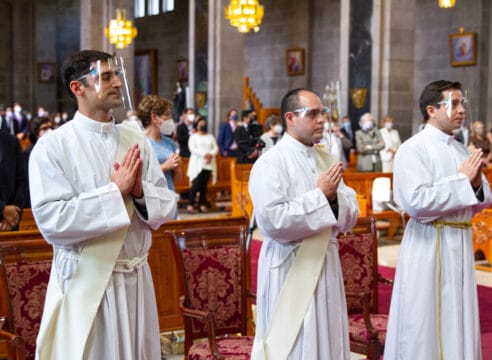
left=437, top=90, right=469, bottom=125
left=77, top=56, right=134, bottom=110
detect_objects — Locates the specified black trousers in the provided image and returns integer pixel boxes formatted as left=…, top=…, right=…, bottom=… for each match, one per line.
left=188, top=169, right=211, bottom=206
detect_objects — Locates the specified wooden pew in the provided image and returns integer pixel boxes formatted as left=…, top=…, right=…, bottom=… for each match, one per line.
left=19, top=208, right=37, bottom=231
left=174, top=156, right=234, bottom=209
left=342, top=172, right=404, bottom=240
left=0, top=215, right=248, bottom=357
left=230, top=161, right=254, bottom=219
left=3, top=216, right=248, bottom=333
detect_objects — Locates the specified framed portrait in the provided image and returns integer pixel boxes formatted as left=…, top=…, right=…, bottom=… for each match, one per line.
left=135, top=49, right=157, bottom=105
left=286, top=48, right=305, bottom=76
left=38, top=63, right=56, bottom=83
left=177, top=59, right=188, bottom=82
left=449, top=31, right=477, bottom=66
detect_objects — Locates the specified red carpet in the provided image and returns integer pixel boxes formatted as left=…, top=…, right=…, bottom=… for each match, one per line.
left=251, top=240, right=492, bottom=358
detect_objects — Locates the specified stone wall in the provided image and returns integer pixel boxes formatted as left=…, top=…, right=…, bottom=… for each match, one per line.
left=134, top=1, right=188, bottom=102
left=413, top=0, right=488, bottom=133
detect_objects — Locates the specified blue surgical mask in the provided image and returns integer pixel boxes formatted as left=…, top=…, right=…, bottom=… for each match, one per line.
left=343, top=122, right=351, bottom=130
left=231, top=114, right=238, bottom=121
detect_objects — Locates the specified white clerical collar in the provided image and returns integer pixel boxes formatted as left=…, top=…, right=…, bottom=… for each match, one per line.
left=424, top=123, right=455, bottom=144
left=282, top=132, right=316, bottom=154
left=74, top=111, right=116, bottom=134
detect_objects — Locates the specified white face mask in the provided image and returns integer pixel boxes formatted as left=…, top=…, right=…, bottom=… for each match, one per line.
left=54, top=116, right=61, bottom=124
left=186, top=114, right=195, bottom=122
left=160, top=119, right=176, bottom=135
left=14, top=106, right=22, bottom=113
left=273, top=124, right=283, bottom=134
left=129, top=115, right=139, bottom=122
left=362, top=121, right=374, bottom=131
left=385, top=122, right=393, bottom=130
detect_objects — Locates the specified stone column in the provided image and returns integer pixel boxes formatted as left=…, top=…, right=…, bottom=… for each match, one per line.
left=376, top=0, right=416, bottom=140
left=208, top=0, right=244, bottom=136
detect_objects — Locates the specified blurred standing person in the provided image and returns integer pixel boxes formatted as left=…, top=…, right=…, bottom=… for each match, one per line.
left=259, top=114, right=283, bottom=154
left=379, top=115, right=402, bottom=172
left=469, top=120, right=491, bottom=164
left=319, top=118, right=352, bottom=169
left=186, top=117, right=218, bottom=214
left=3, top=106, right=17, bottom=135
left=23, top=117, right=54, bottom=208
left=384, top=80, right=492, bottom=359
left=139, top=95, right=182, bottom=196
left=234, top=110, right=262, bottom=164
left=0, top=120, right=27, bottom=230
left=355, top=113, right=385, bottom=172
left=217, top=109, right=239, bottom=156
left=176, top=108, right=195, bottom=157
left=340, top=115, right=355, bottom=162
left=13, top=102, right=29, bottom=140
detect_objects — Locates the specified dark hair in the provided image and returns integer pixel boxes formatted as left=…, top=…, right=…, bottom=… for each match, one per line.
left=419, top=80, right=462, bottom=120
left=137, top=95, right=173, bottom=128
left=29, top=117, right=53, bottom=144
left=182, top=107, right=194, bottom=114
left=61, top=50, right=113, bottom=99
left=241, top=110, right=252, bottom=120
left=280, top=88, right=309, bottom=127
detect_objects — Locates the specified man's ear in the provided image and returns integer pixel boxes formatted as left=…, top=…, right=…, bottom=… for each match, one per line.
left=69, top=80, right=85, bottom=97
left=284, top=112, right=295, bottom=128
left=425, top=105, right=437, bottom=120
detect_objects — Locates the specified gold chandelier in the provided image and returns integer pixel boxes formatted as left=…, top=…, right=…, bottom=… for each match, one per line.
left=438, top=0, right=456, bottom=8
left=105, top=8, right=137, bottom=49
left=225, top=0, right=264, bottom=33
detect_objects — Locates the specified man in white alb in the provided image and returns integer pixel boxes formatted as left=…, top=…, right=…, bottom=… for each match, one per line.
left=384, top=80, right=492, bottom=359
left=249, top=88, right=359, bottom=359
left=30, top=50, right=177, bottom=359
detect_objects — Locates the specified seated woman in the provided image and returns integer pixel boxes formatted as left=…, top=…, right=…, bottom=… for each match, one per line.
left=138, top=95, right=182, bottom=207
left=186, top=117, right=219, bottom=214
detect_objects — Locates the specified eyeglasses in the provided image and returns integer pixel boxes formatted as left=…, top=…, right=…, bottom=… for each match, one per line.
left=435, top=97, right=468, bottom=110
left=290, top=106, right=330, bottom=118
left=77, top=68, right=123, bottom=83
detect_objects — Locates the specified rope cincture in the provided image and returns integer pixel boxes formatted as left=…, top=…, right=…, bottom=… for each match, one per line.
left=432, top=220, right=471, bottom=360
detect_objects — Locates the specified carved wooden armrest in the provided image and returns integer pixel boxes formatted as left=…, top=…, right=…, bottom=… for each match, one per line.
left=178, top=296, right=224, bottom=360
left=0, top=316, right=27, bottom=360
left=377, top=272, right=393, bottom=285
left=345, top=292, right=379, bottom=340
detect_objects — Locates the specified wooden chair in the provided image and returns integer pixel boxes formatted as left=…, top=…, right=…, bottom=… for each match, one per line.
left=337, top=216, right=392, bottom=360
left=0, top=238, right=52, bottom=360
left=169, top=226, right=254, bottom=359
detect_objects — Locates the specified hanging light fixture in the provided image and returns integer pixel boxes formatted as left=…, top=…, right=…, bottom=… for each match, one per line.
left=438, top=0, right=456, bottom=8
left=225, top=0, right=264, bottom=33
left=105, top=7, right=137, bottom=49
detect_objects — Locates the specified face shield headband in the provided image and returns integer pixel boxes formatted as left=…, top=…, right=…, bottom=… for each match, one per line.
left=77, top=56, right=134, bottom=110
